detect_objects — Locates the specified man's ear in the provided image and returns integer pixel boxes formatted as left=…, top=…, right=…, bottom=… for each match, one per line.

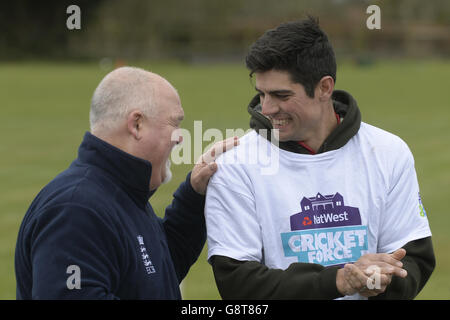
left=317, top=76, right=335, bottom=101
left=126, top=110, right=144, bottom=140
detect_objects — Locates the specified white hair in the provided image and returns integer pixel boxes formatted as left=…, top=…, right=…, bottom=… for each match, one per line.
left=162, top=159, right=173, bottom=185
left=89, top=66, right=157, bottom=133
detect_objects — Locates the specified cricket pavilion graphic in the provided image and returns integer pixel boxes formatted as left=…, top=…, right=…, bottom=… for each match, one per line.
left=281, top=192, right=368, bottom=267
left=290, top=192, right=361, bottom=230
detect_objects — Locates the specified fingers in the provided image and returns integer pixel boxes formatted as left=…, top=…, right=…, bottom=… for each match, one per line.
left=345, top=264, right=392, bottom=297
left=197, top=136, right=240, bottom=164
left=197, top=162, right=218, bottom=180
left=190, top=136, right=239, bottom=195
left=345, top=264, right=369, bottom=292
left=365, top=266, right=392, bottom=289
left=342, top=249, right=408, bottom=298
left=356, top=251, right=407, bottom=278
left=391, top=248, right=407, bottom=261
left=219, top=136, right=239, bottom=153
left=387, top=249, right=408, bottom=277
left=363, top=262, right=406, bottom=278
left=190, top=162, right=218, bottom=195
left=211, top=136, right=239, bottom=161
left=344, top=264, right=378, bottom=297
left=362, top=252, right=403, bottom=268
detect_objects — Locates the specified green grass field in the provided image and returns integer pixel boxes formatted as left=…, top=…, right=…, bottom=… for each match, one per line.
left=0, top=60, right=449, bottom=299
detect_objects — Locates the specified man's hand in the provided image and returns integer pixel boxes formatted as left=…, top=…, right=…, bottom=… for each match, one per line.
left=353, top=249, right=407, bottom=278
left=336, top=249, right=408, bottom=297
left=342, top=263, right=393, bottom=297
left=190, top=136, right=239, bottom=195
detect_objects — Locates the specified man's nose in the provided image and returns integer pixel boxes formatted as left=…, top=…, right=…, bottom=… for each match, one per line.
left=261, top=96, right=278, bottom=117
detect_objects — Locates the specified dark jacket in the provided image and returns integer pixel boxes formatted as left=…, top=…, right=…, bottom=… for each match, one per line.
left=15, top=132, right=206, bottom=299
left=211, top=90, right=435, bottom=299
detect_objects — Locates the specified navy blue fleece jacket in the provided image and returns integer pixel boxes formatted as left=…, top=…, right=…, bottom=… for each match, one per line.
left=15, top=132, right=206, bottom=299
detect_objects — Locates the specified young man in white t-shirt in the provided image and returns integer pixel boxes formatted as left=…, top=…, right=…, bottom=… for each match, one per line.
left=205, top=17, right=435, bottom=299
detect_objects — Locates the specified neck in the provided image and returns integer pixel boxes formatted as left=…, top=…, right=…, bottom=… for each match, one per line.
left=300, top=103, right=338, bottom=153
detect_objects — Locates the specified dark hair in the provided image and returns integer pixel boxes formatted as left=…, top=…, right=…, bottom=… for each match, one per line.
left=245, top=16, right=336, bottom=98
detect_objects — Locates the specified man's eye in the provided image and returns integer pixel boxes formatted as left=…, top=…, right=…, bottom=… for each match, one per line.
left=276, top=95, right=289, bottom=100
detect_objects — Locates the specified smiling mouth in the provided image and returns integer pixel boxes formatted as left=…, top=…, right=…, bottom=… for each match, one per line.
left=271, top=118, right=290, bottom=127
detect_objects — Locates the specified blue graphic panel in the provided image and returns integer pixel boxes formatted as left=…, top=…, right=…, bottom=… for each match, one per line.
left=281, top=226, right=368, bottom=267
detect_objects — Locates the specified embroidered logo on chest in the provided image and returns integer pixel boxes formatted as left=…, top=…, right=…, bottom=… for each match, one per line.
left=137, top=235, right=156, bottom=274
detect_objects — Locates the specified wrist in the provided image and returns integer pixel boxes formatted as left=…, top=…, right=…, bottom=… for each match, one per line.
left=318, top=266, right=345, bottom=299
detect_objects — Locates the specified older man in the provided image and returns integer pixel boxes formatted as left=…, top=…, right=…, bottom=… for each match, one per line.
left=15, top=66, right=237, bottom=299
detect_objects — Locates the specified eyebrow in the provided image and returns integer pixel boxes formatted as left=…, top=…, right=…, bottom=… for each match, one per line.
left=255, top=87, right=294, bottom=95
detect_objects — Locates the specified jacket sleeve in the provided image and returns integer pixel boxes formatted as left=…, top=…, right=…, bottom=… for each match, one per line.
left=369, top=236, right=435, bottom=300
left=211, top=255, right=343, bottom=299
left=162, top=172, right=207, bottom=283
left=22, top=204, right=122, bottom=299
left=211, top=236, right=435, bottom=300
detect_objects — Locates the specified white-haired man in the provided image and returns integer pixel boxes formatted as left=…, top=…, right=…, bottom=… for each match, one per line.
left=15, top=66, right=238, bottom=299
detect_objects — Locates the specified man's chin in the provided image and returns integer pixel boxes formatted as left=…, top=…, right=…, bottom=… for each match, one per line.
left=277, top=133, right=292, bottom=143
left=277, top=130, right=302, bottom=143
left=272, top=129, right=291, bottom=142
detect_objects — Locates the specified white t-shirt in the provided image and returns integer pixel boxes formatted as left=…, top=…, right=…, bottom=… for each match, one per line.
left=205, top=123, right=432, bottom=300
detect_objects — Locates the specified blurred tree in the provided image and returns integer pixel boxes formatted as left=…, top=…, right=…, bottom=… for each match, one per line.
left=0, top=0, right=104, bottom=59
left=0, top=0, right=448, bottom=61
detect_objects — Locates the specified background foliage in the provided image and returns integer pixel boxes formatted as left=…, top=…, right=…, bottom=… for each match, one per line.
left=1, top=0, right=449, bottom=299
